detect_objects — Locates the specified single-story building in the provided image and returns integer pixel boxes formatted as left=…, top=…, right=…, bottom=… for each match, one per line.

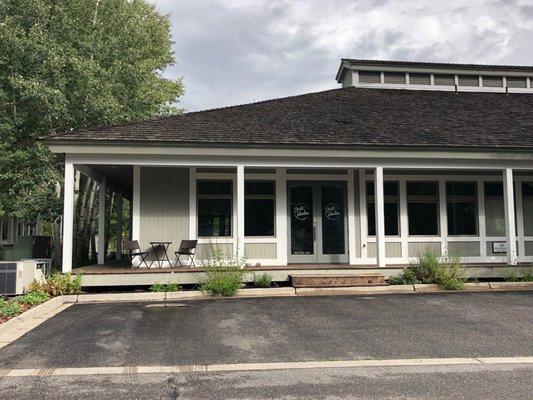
left=44, top=59, right=533, bottom=286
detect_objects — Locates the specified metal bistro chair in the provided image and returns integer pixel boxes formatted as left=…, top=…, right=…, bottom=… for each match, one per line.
left=174, top=240, right=198, bottom=267
left=123, top=240, right=150, bottom=269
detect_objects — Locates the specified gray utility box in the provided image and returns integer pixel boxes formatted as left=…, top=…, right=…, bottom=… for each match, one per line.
left=1, top=235, right=51, bottom=261
left=0, top=260, right=44, bottom=296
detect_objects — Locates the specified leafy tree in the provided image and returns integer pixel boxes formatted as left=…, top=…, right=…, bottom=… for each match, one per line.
left=0, top=0, right=183, bottom=264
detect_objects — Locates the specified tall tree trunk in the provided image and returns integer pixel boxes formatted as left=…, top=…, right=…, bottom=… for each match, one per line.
left=104, top=192, right=115, bottom=258
left=82, top=180, right=97, bottom=261
left=75, top=176, right=91, bottom=262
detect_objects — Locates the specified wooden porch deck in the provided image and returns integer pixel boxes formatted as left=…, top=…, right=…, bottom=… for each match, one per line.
left=72, top=260, right=532, bottom=287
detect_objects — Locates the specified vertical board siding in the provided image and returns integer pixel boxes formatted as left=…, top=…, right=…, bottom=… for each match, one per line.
left=408, top=242, right=442, bottom=257
left=139, top=167, right=189, bottom=257
left=245, top=243, right=277, bottom=259
left=196, top=243, right=234, bottom=260
left=524, top=241, right=533, bottom=256
left=367, top=242, right=402, bottom=258
left=447, top=241, right=481, bottom=257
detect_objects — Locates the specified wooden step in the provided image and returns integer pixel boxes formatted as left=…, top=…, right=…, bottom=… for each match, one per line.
left=290, top=273, right=386, bottom=288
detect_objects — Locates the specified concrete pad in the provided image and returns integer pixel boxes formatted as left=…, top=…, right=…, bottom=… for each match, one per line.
left=464, top=282, right=491, bottom=291
left=76, top=292, right=166, bottom=303
left=235, top=287, right=296, bottom=297
left=295, top=285, right=414, bottom=296
left=488, top=281, right=533, bottom=290
left=413, top=284, right=441, bottom=293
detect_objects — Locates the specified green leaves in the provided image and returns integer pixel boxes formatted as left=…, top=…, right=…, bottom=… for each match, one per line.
left=0, top=0, right=184, bottom=220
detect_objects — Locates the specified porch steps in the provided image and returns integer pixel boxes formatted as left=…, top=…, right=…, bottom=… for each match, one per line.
left=290, top=273, right=386, bottom=288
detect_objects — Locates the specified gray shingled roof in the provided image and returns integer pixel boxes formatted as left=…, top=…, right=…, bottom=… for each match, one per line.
left=45, top=87, right=533, bottom=151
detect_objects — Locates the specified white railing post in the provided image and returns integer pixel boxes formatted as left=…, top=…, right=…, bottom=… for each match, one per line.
left=374, top=167, right=386, bottom=267
left=62, top=159, right=75, bottom=273
left=236, top=165, right=245, bottom=263
left=347, top=169, right=357, bottom=264
left=276, top=168, right=288, bottom=265
left=503, top=168, right=517, bottom=265
left=132, top=166, right=141, bottom=241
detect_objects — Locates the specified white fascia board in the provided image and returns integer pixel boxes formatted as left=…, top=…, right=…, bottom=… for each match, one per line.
left=347, top=64, right=533, bottom=77
left=66, top=153, right=533, bottom=171
left=50, top=145, right=533, bottom=162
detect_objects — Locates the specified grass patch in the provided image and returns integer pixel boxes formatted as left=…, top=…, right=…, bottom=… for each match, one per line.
left=505, top=268, right=533, bottom=282
left=149, top=283, right=181, bottom=292
left=387, top=251, right=466, bottom=290
left=253, top=273, right=273, bottom=288
left=199, top=248, right=246, bottom=296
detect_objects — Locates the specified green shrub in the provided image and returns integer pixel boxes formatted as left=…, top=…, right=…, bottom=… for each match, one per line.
left=253, top=273, right=272, bottom=288
left=200, top=248, right=246, bottom=296
left=521, top=271, right=533, bottom=282
left=0, top=300, right=22, bottom=318
left=387, top=252, right=466, bottom=290
left=18, top=291, right=50, bottom=306
left=504, top=268, right=519, bottom=282
left=149, top=283, right=181, bottom=292
left=29, top=273, right=83, bottom=296
left=434, top=257, right=466, bottom=290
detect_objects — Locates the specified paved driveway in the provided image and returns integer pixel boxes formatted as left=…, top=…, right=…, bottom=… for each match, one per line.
left=0, top=292, right=532, bottom=369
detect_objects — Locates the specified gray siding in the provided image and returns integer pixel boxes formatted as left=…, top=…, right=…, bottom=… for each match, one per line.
left=384, top=72, right=406, bottom=84
left=367, top=242, right=402, bottom=258
left=196, top=243, right=234, bottom=260
left=447, top=241, right=480, bottom=257
left=482, top=76, right=503, bottom=87
left=409, top=73, right=431, bottom=85
left=358, top=71, right=381, bottom=84
left=245, top=243, right=277, bottom=259
left=506, top=77, right=527, bottom=88
left=434, top=74, right=455, bottom=86
left=408, top=242, right=441, bottom=257
left=458, top=75, right=479, bottom=86
left=139, top=167, right=189, bottom=256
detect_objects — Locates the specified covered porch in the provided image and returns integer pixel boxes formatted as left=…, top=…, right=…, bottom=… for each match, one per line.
left=60, top=148, right=533, bottom=286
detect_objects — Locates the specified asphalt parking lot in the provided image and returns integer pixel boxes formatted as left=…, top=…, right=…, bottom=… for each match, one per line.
left=0, top=291, right=532, bottom=369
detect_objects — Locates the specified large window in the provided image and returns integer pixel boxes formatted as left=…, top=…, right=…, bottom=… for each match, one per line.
left=523, top=183, right=533, bottom=236
left=366, top=181, right=399, bottom=236
left=245, top=181, right=275, bottom=237
left=447, top=182, right=477, bottom=235
left=197, top=181, right=232, bottom=237
left=407, top=182, right=439, bottom=236
left=485, top=182, right=505, bottom=237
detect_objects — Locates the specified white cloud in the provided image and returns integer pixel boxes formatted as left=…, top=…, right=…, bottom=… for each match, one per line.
left=151, top=0, right=533, bottom=111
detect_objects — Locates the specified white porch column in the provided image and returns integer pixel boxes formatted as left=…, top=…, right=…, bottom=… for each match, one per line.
left=347, top=169, right=357, bottom=265
left=236, top=165, right=245, bottom=262
left=374, top=167, right=386, bottom=267
left=503, top=168, right=517, bottom=265
left=275, top=168, right=288, bottom=265
left=62, top=160, right=75, bottom=273
left=132, top=166, right=141, bottom=241
left=97, top=178, right=106, bottom=265
left=115, top=192, right=123, bottom=260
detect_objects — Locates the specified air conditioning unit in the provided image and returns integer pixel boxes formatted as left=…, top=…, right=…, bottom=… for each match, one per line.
left=0, top=260, right=45, bottom=296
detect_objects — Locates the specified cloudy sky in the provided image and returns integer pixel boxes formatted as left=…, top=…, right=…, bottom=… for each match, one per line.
left=151, top=0, right=533, bottom=112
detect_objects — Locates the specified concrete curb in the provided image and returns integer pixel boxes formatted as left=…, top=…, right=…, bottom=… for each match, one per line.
left=488, top=281, right=533, bottom=290
left=0, top=357, right=531, bottom=378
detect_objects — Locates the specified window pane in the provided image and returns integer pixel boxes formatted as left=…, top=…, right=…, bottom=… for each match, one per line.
left=446, top=182, right=477, bottom=235
left=407, top=182, right=438, bottom=196
left=197, top=181, right=232, bottom=195
left=198, top=199, right=232, bottom=237
left=245, top=199, right=274, bottom=236
left=523, top=183, right=533, bottom=236
left=245, top=181, right=275, bottom=196
left=408, top=203, right=438, bottom=235
left=367, top=203, right=399, bottom=236
left=447, top=202, right=477, bottom=235
left=485, top=182, right=505, bottom=236
left=366, top=181, right=398, bottom=196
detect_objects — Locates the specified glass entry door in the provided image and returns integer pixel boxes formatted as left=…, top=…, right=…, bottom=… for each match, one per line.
left=288, top=182, right=348, bottom=263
